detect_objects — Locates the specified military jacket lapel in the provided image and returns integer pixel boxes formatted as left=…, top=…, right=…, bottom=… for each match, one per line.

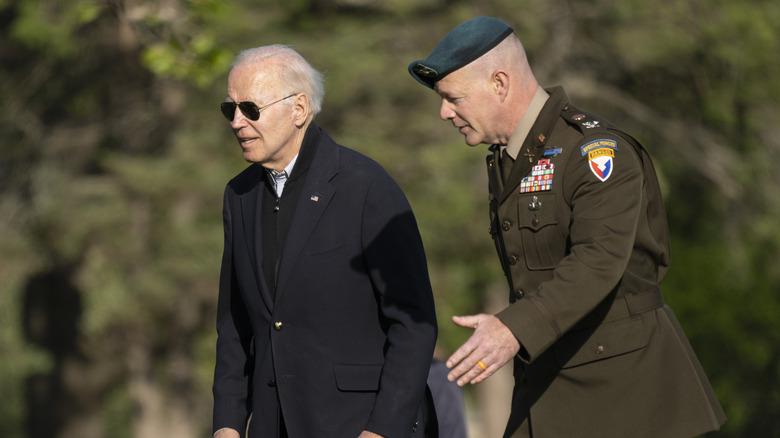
left=499, top=87, right=569, bottom=204
left=486, top=146, right=503, bottom=199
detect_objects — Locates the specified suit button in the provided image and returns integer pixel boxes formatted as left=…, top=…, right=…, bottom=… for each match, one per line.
left=502, top=220, right=512, bottom=231
left=514, top=289, right=525, bottom=299
left=274, top=321, right=283, bottom=331
left=508, top=255, right=518, bottom=265
left=267, top=379, right=276, bottom=387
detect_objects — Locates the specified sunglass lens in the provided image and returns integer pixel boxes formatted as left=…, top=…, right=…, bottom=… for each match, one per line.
left=237, top=102, right=260, bottom=121
left=220, top=102, right=237, bottom=121
left=221, top=102, right=261, bottom=121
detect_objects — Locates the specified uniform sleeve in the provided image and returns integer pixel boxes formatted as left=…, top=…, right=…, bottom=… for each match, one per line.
left=497, top=134, right=644, bottom=363
left=360, top=173, right=438, bottom=438
left=212, top=186, right=253, bottom=434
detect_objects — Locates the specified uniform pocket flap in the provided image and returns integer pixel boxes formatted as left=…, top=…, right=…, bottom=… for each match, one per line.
left=333, top=364, right=383, bottom=392
left=554, top=315, right=648, bottom=369
left=518, top=193, right=557, bottom=231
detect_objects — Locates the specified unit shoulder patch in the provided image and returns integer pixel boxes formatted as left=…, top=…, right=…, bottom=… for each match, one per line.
left=581, top=139, right=618, bottom=182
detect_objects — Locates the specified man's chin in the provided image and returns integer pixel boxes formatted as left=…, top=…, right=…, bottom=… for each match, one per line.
left=463, top=136, right=484, bottom=147
left=457, top=131, right=483, bottom=147
left=242, top=151, right=262, bottom=164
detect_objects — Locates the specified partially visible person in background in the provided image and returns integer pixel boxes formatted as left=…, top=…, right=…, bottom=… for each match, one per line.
left=212, top=44, right=437, bottom=438
left=408, top=16, right=725, bottom=438
left=428, top=356, right=467, bottom=438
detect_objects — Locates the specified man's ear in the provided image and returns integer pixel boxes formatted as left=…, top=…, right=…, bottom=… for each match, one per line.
left=492, top=70, right=510, bottom=102
left=292, top=93, right=310, bottom=127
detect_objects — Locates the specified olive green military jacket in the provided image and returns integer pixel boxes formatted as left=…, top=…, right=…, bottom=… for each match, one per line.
left=489, top=87, right=725, bottom=438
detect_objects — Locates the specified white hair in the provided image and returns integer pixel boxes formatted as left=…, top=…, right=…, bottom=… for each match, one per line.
left=233, top=45, right=325, bottom=116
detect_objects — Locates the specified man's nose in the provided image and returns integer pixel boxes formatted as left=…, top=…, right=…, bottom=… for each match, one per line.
left=230, top=108, right=248, bottom=129
left=439, top=100, right=455, bottom=121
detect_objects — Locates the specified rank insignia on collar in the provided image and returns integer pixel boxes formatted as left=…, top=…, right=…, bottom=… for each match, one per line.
left=581, top=139, right=618, bottom=182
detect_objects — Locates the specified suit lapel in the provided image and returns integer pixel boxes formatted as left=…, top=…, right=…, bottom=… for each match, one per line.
left=273, top=136, right=338, bottom=303
left=238, top=169, right=274, bottom=313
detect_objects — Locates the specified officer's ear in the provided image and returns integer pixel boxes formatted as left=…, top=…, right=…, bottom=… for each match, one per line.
left=492, top=70, right=510, bottom=101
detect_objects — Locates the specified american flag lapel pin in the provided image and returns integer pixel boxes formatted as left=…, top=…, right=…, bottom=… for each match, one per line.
left=310, top=193, right=320, bottom=202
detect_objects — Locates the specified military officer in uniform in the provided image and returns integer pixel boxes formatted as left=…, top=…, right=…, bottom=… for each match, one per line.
left=408, top=17, right=726, bottom=438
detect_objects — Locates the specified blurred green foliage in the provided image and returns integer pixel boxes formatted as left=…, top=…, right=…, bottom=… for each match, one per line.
left=1, top=0, right=779, bottom=436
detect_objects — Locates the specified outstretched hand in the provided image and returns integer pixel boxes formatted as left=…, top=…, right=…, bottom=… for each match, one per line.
left=446, top=314, right=521, bottom=386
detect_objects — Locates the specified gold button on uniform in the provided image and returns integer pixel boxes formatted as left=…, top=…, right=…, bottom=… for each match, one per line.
left=274, top=321, right=283, bottom=331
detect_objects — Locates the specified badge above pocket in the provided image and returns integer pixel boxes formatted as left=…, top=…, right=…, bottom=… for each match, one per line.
left=517, top=192, right=564, bottom=270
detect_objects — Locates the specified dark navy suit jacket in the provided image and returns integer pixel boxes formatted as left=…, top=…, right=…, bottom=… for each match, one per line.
left=213, top=123, right=438, bottom=438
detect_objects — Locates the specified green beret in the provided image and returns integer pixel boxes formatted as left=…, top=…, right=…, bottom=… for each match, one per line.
left=408, top=17, right=514, bottom=89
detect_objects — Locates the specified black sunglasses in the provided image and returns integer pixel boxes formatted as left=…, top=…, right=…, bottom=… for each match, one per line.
left=220, top=94, right=297, bottom=121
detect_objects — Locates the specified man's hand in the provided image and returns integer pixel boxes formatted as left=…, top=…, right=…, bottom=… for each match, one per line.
left=358, top=430, right=386, bottom=438
left=446, top=313, right=521, bottom=386
left=214, top=428, right=240, bottom=438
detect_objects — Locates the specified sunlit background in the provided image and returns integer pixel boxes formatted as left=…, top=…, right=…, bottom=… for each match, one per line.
left=1, top=0, right=779, bottom=436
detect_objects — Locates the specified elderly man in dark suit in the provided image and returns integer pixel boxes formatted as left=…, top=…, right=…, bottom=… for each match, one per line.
left=408, top=17, right=725, bottom=438
left=213, top=45, right=438, bottom=438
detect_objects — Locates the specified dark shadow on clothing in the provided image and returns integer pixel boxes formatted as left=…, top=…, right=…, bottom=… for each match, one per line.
left=348, top=209, right=439, bottom=437
left=351, top=210, right=439, bottom=328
